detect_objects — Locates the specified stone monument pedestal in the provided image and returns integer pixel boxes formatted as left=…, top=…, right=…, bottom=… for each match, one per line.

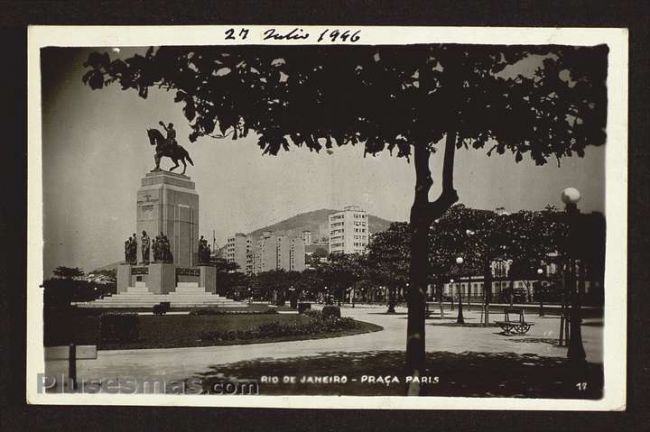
left=199, top=266, right=217, bottom=294
left=137, top=170, right=199, bottom=267
left=148, top=262, right=176, bottom=294
left=117, top=264, right=132, bottom=293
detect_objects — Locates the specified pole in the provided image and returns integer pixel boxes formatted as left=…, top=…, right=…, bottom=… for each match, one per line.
left=68, top=343, right=77, bottom=391
left=566, top=202, right=586, bottom=364
left=450, top=284, right=455, bottom=311
left=483, top=259, right=491, bottom=326
left=457, top=277, right=465, bottom=324
left=439, top=282, right=445, bottom=319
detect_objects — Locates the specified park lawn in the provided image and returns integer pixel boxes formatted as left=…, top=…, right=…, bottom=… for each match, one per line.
left=44, top=312, right=382, bottom=350
left=197, top=351, right=603, bottom=399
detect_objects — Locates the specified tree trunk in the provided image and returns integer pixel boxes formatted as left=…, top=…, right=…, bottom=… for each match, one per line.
left=509, top=278, right=514, bottom=306
left=437, top=280, right=445, bottom=319
left=406, top=132, right=459, bottom=395
left=406, top=220, right=429, bottom=390
left=483, top=260, right=492, bottom=326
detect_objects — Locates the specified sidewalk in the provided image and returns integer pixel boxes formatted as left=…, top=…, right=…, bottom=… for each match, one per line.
left=44, top=306, right=602, bottom=385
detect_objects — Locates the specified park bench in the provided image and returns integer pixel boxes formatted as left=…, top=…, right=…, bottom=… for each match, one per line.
left=495, top=308, right=534, bottom=335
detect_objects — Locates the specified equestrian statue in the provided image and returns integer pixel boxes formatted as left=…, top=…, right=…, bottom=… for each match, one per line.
left=147, top=121, right=194, bottom=175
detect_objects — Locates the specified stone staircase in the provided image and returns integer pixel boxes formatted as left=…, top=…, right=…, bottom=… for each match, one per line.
left=75, top=281, right=242, bottom=308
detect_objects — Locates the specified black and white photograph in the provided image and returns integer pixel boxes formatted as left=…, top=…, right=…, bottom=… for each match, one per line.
left=26, top=26, right=627, bottom=410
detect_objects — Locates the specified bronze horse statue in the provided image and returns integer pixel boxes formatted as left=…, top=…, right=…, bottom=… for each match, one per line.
left=146, top=128, right=194, bottom=175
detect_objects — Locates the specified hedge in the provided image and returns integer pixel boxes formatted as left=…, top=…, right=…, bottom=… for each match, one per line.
left=200, top=310, right=357, bottom=342
left=322, top=305, right=341, bottom=320
left=99, top=313, right=139, bottom=344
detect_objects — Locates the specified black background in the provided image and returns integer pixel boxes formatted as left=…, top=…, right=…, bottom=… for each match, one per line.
left=0, top=1, right=648, bottom=431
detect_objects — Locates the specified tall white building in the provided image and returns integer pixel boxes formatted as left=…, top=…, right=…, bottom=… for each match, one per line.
left=225, top=233, right=252, bottom=274
left=328, top=205, right=369, bottom=254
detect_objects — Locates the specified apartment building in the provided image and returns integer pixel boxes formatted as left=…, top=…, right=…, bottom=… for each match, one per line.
left=250, top=231, right=306, bottom=274
left=225, top=233, right=252, bottom=274
left=302, top=230, right=312, bottom=246
left=328, top=205, right=369, bottom=254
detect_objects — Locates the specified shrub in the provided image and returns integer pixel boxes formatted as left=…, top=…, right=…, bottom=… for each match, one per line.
left=298, top=302, right=311, bottom=314
left=322, top=305, right=341, bottom=320
left=99, top=313, right=139, bottom=344
left=199, top=313, right=359, bottom=342
left=190, top=307, right=277, bottom=315
left=303, top=309, right=321, bottom=319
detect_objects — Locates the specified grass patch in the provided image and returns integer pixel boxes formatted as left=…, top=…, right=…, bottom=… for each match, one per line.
left=197, top=351, right=603, bottom=398
left=44, top=309, right=382, bottom=350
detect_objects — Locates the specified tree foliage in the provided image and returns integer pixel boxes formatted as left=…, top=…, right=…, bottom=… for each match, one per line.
left=53, top=266, right=85, bottom=279
left=366, top=222, right=410, bottom=288
left=83, top=44, right=607, bottom=164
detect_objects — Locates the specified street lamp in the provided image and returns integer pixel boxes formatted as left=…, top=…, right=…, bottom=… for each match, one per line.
left=537, top=267, right=545, bottom=317
left=456, top=257, right=465, bottom=324
left=562, top=187, right=587, bottom=365
left=465, top=229, right=492, bottom=326
left=449, top=278, right=455, bottom=310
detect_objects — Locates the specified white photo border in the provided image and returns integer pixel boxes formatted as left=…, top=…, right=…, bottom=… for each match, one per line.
left=26, top=25, right=628, bottom=410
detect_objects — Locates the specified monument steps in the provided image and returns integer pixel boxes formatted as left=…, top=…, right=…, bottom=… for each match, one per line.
left=76, top=285, right=243, bottom=308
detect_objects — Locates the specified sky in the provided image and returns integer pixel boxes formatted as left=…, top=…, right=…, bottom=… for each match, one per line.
left=40, top=46, right=606, bottom=276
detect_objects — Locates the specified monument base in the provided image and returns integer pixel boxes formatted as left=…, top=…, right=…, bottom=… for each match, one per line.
left=91, top=263, right=223, bottom=308
left=148, top=262, right=176, bottom=294
left=116, top=264, right=131, bottom=294
left=199, top=266, right=217, bottom=293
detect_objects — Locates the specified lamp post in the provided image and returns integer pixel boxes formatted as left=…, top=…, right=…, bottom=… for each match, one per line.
left=537, top=267, right=545, bottom=317
left=562, top=187, right=587, bottom=365
left=449, top=278, right=455, bottom=311
left=456, top=257, right=465, bottom=324
left=465, top=227, right=494, bottom=327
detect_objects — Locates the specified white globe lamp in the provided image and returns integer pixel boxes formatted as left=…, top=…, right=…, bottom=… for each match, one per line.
left=561, top=187, right=581, bottom=205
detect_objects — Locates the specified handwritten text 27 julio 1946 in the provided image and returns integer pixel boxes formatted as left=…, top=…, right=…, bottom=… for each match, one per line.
left=225, top=27, right=362, bottom=43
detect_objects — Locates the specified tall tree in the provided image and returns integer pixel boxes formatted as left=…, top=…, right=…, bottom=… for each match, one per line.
left=367, top=222, right=411, bottom=312
left=506, top=208, right=566, bottom=302
left=321, top=253, right=364, bottom=304
left=84, top=43, right=608, bottom=393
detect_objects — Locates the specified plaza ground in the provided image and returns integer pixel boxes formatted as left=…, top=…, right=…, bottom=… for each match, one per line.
left=45, top=311, right=381, bottom=350
left=44, top=304, right=603, bottom=395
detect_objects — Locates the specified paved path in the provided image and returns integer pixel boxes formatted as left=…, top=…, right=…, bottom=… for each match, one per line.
left=45, top=305, right=602, bottom=384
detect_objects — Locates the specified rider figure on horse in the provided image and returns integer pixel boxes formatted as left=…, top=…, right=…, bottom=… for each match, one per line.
left=148, top=122, right=194, bottom=174
left=158, top=121, right=178, bottom=149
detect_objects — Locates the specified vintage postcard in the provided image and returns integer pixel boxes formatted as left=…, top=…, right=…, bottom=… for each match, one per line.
left=27, top=25, right=627, bottom=410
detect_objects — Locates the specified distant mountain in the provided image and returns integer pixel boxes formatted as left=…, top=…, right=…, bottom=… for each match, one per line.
left=92, top=261, right=120, bottom=273
left=248, top=208, right=393, bottom=243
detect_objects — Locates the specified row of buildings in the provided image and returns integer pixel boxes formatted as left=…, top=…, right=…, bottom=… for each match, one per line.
left=224, top=205, right=371, bottom=274
left=440, top=258, right=602, bottom=303
left=440, top=259, right=559, bottom=302
left=225, top=232, right=306, bottom=275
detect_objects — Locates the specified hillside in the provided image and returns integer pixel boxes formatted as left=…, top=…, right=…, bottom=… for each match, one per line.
left=248, top=208, right=393, bottom=243
left=92, top=261, right=120, bottom=273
